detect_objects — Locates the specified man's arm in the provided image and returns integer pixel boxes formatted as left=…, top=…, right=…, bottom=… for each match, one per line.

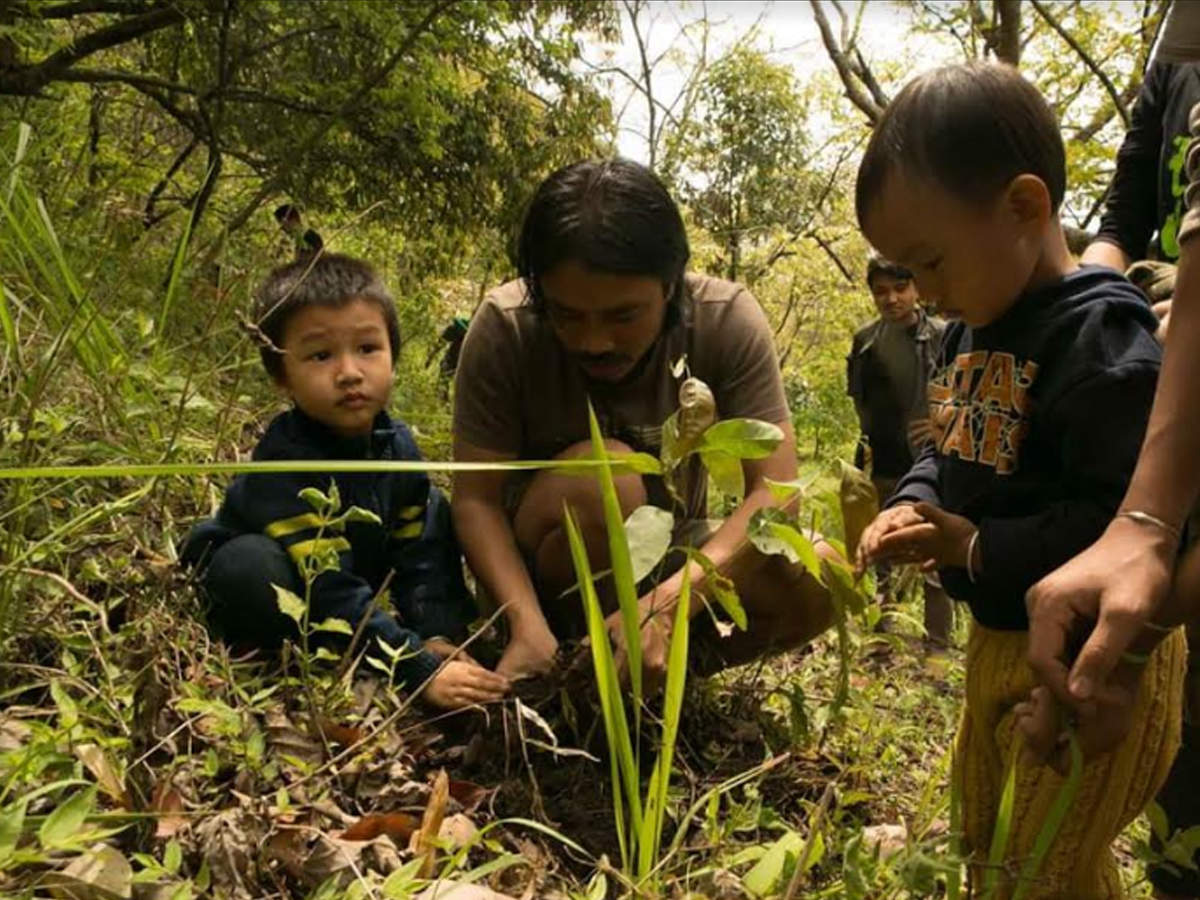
left=452, top=438, right=559, bottom=677
left=639, top=420, right=800, bottom=620
left=1084, top=63, right=1167, bottom=268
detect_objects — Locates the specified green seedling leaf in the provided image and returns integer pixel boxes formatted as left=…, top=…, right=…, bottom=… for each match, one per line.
left=742, top=829, right=802, bottom=896
left=685, top=549, right=747, bottom=630
left=838, top=460, right=879, bottom=562
left=38, top=786, right=97, bottom=850
left=625, top=505, right=674, bottom=584
left=983, top=743, right=1020, bottom=899
left=0, top=801, right=26, bottom=866
left=586, top=871, right=608, bottom=900
left=313, top=617, right=353, bottom=635
left=273, top=585, right=306, bottom=626
left=298, top=486, right=332, bottom=513
left=50, top=679, right=79, bottom=731
left=822, top=558, right=866, bottom=618
left=611, top=450, right=663, bottom=476
left=338, top=505, right=382, bottom=526
left=697, top=418, right=783, bottom=459
left=700, top=449, right=744, bottom=499
left=164, top=839, right=182, bottom=874
left=748, top=509, right=822, bottom=581
left=1148, top=802, right=1170, bottom=842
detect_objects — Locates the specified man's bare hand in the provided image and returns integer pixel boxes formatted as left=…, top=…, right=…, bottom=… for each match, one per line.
left=605, top=604, right=671, bottom=695
left=1024, top=517, right=1176, bottom=761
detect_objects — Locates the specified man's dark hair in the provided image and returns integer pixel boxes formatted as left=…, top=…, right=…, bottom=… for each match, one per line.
left=515, top=158, right=691, bottom=319
left=253, top=253, right=400, bottom=380
left=866, top=254, right=914, bottom=288
left=274, top=203, right=301, bottom=223
left=855, top=63, right=1065, bottom=227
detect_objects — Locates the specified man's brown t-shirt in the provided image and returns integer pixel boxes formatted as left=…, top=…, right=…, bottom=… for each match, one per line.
left=452, top=273, right=789, bottom=517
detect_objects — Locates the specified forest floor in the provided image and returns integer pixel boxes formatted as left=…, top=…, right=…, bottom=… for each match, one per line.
left=0, top=548, right=1163, bottom=898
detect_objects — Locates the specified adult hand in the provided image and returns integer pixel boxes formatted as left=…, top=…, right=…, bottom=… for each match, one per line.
left=496, top=621, right=559, bottom=680
left=605, top=604, right=671, bottom=695
left=424, top=659, right=510, bottom=709
left=1025, top=516, right=1176, bottom=732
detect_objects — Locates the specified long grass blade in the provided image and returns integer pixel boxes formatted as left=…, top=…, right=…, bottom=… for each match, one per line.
left=0, top=457, right=654, bottom=481
left=564, top=506, right=642, bottom=869
left=638, top=565, right=691, bottom=880
left=982, top=741, right=1020, bottom=900
left=587, top=403, right=643, bottom=710
left=947, top=740, right=964, bottom=900
left=1011, top=731, right=1084, bottom=900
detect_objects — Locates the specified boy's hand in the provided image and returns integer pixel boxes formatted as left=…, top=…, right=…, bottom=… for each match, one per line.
left=856, top=503, right=928, bottom=574
left=871, top=501, right=977, bottom=573
left=497, top=623, right=559, bottom=680
left=424, top=659, right=510, bottom=710
left=1016, top=663, right=1142, bottom=772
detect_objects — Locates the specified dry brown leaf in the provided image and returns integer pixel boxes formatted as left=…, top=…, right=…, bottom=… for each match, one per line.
left=0, top=715, right=32, bottom=752
left=415, top=882, right=518, bottom=900
left=437, top=814, right=478, bottom=851
left=48, top=842, right=133, bottom=900
left=74, top=744, right=128, bottom=807
left=264, top=707, right=323, bottom=766
left=314, top=716, right=364, bottom=747
left=263, top=828, right=308, bottom=881
left=302, top=834, right=365, bottom=886
left=447, top=779, right=490, bottom=813
left=195, top=809, right=258, bottom=899
left=414, top=769, right=450, bottom=878
left=340, top=812, right=419, bottom=843
left=149, top=779, right=186, bottom=840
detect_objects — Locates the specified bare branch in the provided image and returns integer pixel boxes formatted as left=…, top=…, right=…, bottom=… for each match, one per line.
left=809, top=0, right=885, bottom=124
left=1029, top=0, right=1129, bottom=128
left=993, top=0, right=1021, bottom=65
left=15, top=0, right=147, bottom=17
left=55, top=67, right=196, bottom=95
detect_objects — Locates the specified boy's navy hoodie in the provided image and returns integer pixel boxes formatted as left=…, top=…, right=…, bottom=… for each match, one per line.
left=194, top=407, right=472, bottom=686
left=889, top=266, right=1161, bottom=630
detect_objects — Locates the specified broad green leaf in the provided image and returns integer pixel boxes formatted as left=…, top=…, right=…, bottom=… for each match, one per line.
left=299, top=486, right=333, bottom=514
left=273, top=585, right=306, bottom=626
left=164, top=839, right=182, bottom=874
left=838, top=460, right=879, bottom=562
left=50, top=679, right=78, bottom=731
left=38, top=786, right=97, bottom=850
left=697, top=418, right=783, bottom=460
left=313, top=617, right=353, bottom=635
left=822, top=558, right=866, bottom=618
left=624, top=505, right=674, bottom=584
left=0, top=801, right=25, bottom=865
left=742, top=829, right=802, bottom=896
left=1147, top=802, right=1170, bottom=842
left=700, top=449, right=744, bottom=499
left=747, top=509, right=822, bottom=581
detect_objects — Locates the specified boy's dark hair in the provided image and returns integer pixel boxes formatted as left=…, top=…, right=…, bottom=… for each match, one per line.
left=515, top=158, right=691, bottom=320
left=274, top=203, right=301, bottom=223
left=866, top=254, right=914, bottom=288
left=253, top=253, right=400, bottom=380
left=855, top=63, right=1065, bottom=227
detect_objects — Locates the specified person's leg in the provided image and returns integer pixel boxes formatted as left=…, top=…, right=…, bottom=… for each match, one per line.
left=963, top=624, right=1185, bottom=900
left=201, top=534, right=304, bottom=650
left=922, top=575, right=954, bottom=650
left=1150, top=543, right=1200, bottom=899
left=689, top=535, right=837, bottom=676
left=512, top=440, right=647, bottom=637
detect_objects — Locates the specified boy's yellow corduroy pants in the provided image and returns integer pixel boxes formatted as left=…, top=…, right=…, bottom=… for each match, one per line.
left=957, top=623, right=1185, bottom=899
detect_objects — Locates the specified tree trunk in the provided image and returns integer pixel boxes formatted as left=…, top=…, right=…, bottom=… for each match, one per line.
left=994, top=0, right=1021, bottom=66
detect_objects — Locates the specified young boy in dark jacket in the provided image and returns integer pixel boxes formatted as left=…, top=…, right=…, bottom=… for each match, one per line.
left=182, top=254, right=508, bottom=710
left=854, top=63, right=1184, bottom=897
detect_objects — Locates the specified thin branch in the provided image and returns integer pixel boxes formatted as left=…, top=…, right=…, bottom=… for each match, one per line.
left=807, top=231, right=855, bottom=284
left=809, top=0, right=884, bottom=124
left=0, top=6, right=184, bottom=95
left=54, top=67, right=197, bottom=95
left=1029, top=0, right=1130, bottom=128
left=143, top=135, right=198, bottom=227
